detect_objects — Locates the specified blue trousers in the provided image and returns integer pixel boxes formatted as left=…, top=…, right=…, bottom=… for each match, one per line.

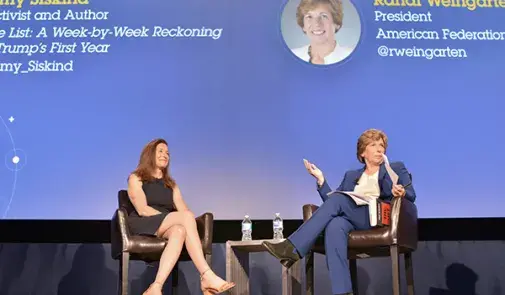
left=289, top=194, right=371, bottom=294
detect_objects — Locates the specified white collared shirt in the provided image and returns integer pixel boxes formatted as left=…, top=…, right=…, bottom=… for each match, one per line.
left=353, top=170, right=380, bottom=199
left=291, top=43, right=353, bottom=65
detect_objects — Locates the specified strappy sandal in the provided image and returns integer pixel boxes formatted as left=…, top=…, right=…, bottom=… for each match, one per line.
left=200, top=269, right=236, bottom=295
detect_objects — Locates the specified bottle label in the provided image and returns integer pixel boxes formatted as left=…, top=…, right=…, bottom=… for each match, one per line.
left=242, top=223, right=252, bottom=231
left=273, top=221, right=283, bottom=228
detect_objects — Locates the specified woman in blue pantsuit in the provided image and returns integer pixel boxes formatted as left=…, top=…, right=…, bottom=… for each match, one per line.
left=263, top=129, right=417, bottom=295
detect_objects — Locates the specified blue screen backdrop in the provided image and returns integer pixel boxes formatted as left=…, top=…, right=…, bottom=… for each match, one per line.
left=0, top=0, right=503, bottom=219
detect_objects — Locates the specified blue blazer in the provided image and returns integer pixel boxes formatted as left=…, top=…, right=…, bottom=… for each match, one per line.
left=317, top=161, right=416, bottom=203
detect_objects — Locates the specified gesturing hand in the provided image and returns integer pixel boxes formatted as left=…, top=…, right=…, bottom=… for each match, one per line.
left=303, top=159, right=324, bottom=185
left=392, top=184, right=406, bottom=198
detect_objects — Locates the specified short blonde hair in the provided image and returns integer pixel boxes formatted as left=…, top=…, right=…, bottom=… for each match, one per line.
left=356, top=129, right=388, bottom=164
left=296, top=0, right=344, bottom=33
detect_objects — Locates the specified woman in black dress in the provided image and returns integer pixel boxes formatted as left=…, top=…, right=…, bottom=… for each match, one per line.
left=127, top=138, right=235, bottom=295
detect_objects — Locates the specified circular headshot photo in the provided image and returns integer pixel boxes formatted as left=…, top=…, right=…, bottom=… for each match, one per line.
left=281, top=0, right=361, bottom=66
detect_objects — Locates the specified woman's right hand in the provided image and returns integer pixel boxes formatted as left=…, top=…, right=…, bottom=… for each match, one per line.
left=144, top=207, right=162, bottom=216
left=303, top=159, right=324, bottom=185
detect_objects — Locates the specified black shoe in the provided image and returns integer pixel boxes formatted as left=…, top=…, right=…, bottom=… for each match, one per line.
left=262, top=239, right=301, bottom=268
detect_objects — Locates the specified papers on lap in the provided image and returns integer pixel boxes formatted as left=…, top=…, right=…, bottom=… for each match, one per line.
left=326, top=190, right=390, bottom=226
left=325, top=154, right=399, bottom=227
left=326, top=190, right=373, bottom=206
left=383, top=154, right=398, bottom=185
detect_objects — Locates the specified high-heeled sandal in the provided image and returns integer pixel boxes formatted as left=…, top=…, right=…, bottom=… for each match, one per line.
left=200, top=268, right=236, bottom=295
left=142, top=281, right=163, bottom=295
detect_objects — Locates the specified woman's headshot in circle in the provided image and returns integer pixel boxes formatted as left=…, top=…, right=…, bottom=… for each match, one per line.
left=291, top=0, right=353, bottom=65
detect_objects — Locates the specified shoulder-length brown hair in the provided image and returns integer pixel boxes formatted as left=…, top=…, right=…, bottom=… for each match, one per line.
left=356, top=129, right=388, bottom=164
left=131, top=138, right=176, bottom=188
left=296, top=0, right=344, bottom=33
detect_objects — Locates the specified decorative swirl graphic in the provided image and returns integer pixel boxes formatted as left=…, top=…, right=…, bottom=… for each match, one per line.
left=0, top=115, right=27, bottom=219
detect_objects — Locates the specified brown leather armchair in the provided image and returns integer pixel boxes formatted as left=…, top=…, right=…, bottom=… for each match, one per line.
left=111, top=190, right=214, bottom=295
left=303, top=196, right=417, bottom=295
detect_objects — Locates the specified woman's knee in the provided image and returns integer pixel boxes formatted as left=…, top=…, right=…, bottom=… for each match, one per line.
left=325, top=217, right=352, bottom=237
left=160, top=211, right=195, bottom=230
left=163, top=224, right=186, bottom=239
left=173, top=224, right=187, bottom=237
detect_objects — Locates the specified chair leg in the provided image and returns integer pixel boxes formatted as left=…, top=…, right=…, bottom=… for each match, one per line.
left=349, top=259, right=359, bottom=295
left=205, top=253, right=212, bottom=266
left=390, top=245, right=400, bottom=295
left=404, top=252, right=415, bottom=295
left=172, top=262, right=179, bottom=295
left=118, top=252, right=130, bottom=295
left=305, top=251, right=314, bottom=295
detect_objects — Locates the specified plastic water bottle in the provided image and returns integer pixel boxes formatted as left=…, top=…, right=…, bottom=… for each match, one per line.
left=273, top=213, right=284, bottom=240
left=241, top=215, right=252, bottom=241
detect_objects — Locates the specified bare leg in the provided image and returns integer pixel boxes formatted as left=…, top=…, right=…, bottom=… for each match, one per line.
left=143, top=225, right=186, bottom=295
left=156, top=211, right=234, bottom=291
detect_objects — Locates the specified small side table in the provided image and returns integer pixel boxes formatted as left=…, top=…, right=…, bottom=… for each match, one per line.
left=225, top=239, right=302, bottom=295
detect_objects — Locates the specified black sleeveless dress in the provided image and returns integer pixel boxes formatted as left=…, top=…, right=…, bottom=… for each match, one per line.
left=128, top=178, right=176, bottom=236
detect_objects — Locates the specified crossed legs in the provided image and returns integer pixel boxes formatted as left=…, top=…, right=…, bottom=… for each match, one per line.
left=143, top=211, right=234, bottom=295
left=263, top=194, right=370, bottom=295
left=289, top=194, right=355, bottom=256
left=143, top=224, right=186, bottom=294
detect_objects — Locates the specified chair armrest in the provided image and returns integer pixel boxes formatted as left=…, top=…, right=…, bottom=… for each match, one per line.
left=390, top=197, right=418, bottom=249
left=303, top=198, right=418, bottom=249
left=195, top=212, right=214, bottom=255
left=111, top=208, right=130, bottom=259
left=303, top=204, right=319, bottom=222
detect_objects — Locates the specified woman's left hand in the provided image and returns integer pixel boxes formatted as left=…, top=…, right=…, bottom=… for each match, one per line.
left=392, top=184, right=406, bottom=198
